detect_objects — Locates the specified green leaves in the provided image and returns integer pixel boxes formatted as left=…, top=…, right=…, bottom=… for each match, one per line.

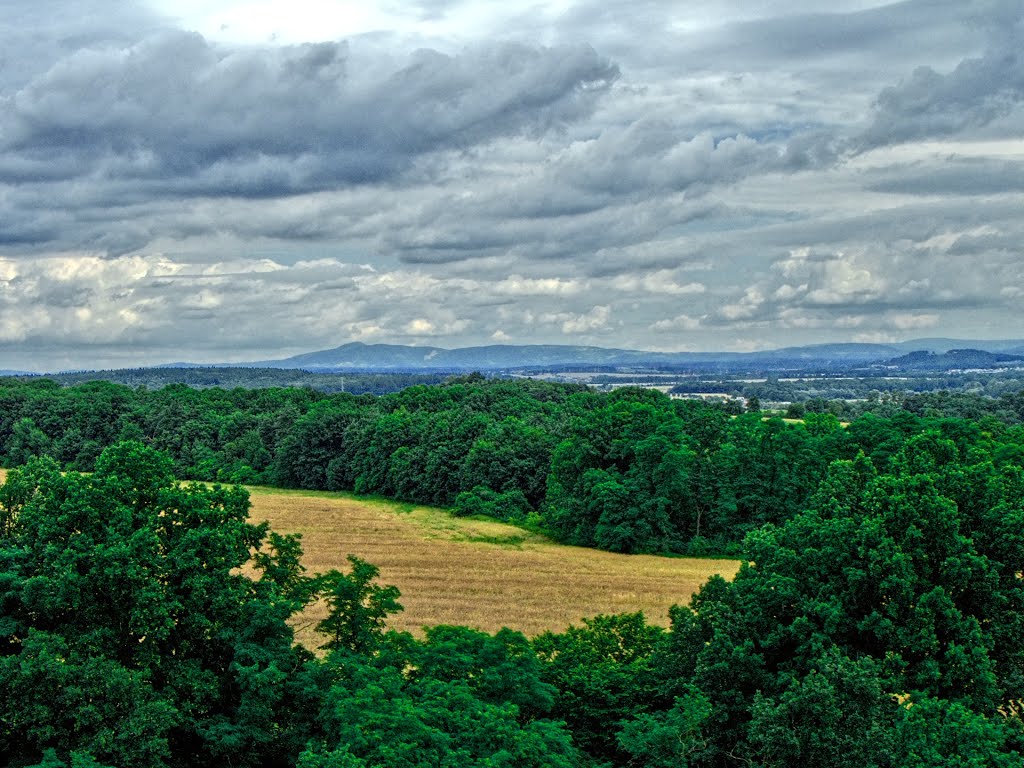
left=544, top=398, right=696, bottom=552
left=2, top=630, right=179, bottom=768
left=0, top=443, right=311, bottom=767
left=659, top=446, right=1024, bottom=765
left=534, top=613, right=668, bottom=762
left=415, top=626, right=555, bottom=718
left=617, top=687, right=712, bottom=768
left=315, top=555, right=403, bottom=654
left=306, top=619, right=581, bottom=768
left=745, top=653, right=894, bottom=768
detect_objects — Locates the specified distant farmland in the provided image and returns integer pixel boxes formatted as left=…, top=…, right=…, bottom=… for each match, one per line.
left=0, top=468, right=740, bottom=643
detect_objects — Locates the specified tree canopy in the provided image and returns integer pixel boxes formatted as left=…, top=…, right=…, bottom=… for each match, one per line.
left=3, top=377, right=1024, bottom=765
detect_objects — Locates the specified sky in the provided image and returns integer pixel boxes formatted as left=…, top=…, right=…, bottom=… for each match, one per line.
left=1, top=0, right=1023, bottom=371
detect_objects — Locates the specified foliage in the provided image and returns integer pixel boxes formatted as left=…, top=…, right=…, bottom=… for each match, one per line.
left=0, top=443, right=315, bottom=767
left=0, top=443, right=588, bottom=768
left=4, top=366, right=1024, bottom=766
left=5, top=376, right=1024, bottom=560
left=533, top=613, right=668, bottom=763
left=315, top=556, right=403, bottom=654
left=653, top=450, right=1024, bottom=766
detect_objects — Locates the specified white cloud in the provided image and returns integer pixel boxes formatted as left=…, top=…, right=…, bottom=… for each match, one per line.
left=492, top=275, right=585, bottom=296
left=852, top=332, right=896, bottom=343
left=804, top=259, right=885, bottom=305
left=405, top=318, right=436, bottom=335
left=772, top=283, right=807, bottom=301
left=555, top=305, right=612, bottom=334
left=610, top=271, right=706, bottom=296
left=650, top=314, right=702, bottom=331
left=720, top=287, right=765, bottom=321
left=889, top=312, right=939, bottom=331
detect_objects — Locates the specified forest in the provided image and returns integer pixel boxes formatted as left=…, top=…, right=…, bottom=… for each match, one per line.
left=2, top=376, right=1024, bottom=765
left=4, top=376, right=1024, bottom=554
left=34, top=368, right=451, bottom=396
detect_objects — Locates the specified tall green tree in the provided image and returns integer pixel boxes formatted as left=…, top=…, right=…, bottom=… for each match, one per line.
left=0, top=443, right=316, bottom=768
left=315, top=556, right=402, bottom=654
left=667, top=454, right=1024, bottom=765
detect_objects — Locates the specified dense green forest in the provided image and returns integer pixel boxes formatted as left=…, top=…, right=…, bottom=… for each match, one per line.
left=27, top=368, right=451, bottom=395
left=4, top=415, right=1024, bottom=764
left=3, top=379, right=1024, bottom=764
left=4, top=377, right=1024, bottom=554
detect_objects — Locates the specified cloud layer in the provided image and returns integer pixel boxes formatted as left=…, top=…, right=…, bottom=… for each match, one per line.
left=2, top=0, right=1023, bottom=370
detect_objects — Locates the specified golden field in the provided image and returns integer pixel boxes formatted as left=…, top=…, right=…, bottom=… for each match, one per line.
left=248, top=486, right=740, bottom=642
left=0, top=468, right=740, bottom=642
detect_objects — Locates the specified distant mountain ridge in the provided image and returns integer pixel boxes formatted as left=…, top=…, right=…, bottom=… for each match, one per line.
left=203, top=338, right=1024, bottom=372
left=882, top=348, right=1024, bottom=371
left=237, top=341, right=880, bottom=371
left=10, top=338, right=1024, bottom=377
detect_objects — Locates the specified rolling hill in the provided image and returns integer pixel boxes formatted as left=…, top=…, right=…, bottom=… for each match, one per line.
left=226, top=338, right=1024, bottom=372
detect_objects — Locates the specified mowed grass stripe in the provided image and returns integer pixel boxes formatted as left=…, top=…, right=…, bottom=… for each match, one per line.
left=246, top=485, right=740, bottom=642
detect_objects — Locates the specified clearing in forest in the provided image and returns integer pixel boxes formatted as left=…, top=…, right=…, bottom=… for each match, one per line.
left=247, top=485, right=740, bottom=643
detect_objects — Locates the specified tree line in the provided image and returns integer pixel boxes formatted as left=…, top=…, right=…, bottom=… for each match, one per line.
left=4, top=378, right=1024, bottom=763
left=31, top=368, right=450, bottom=395
left=4, top=376, right=1024, bottom=556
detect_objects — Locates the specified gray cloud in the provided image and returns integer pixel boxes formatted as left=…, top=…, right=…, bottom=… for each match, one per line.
left=868, top=158, right=1024, bottom=196
left=858, top=10, right=1024, bottom=147
left=2, top=0, right=1024, bottom=369
left=0, top=0, right=164, bottom=87
left=2, top=32, right=616, bottom=191
left=0, top=27, right=617, bottom=255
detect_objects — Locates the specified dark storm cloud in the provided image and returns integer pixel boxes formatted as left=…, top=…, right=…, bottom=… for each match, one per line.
left=381, top=2, right=1016, bottom=279
left=376, top=118, right=831, bottom=266
left=859, top=15, right=1024, bottom=147
left=0, top=30, right=617, bottom=209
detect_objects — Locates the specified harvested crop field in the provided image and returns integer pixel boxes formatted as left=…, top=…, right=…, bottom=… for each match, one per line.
left=0, top=468, right=741, bottom=642
left=246, top=485, right=740, bottom=642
